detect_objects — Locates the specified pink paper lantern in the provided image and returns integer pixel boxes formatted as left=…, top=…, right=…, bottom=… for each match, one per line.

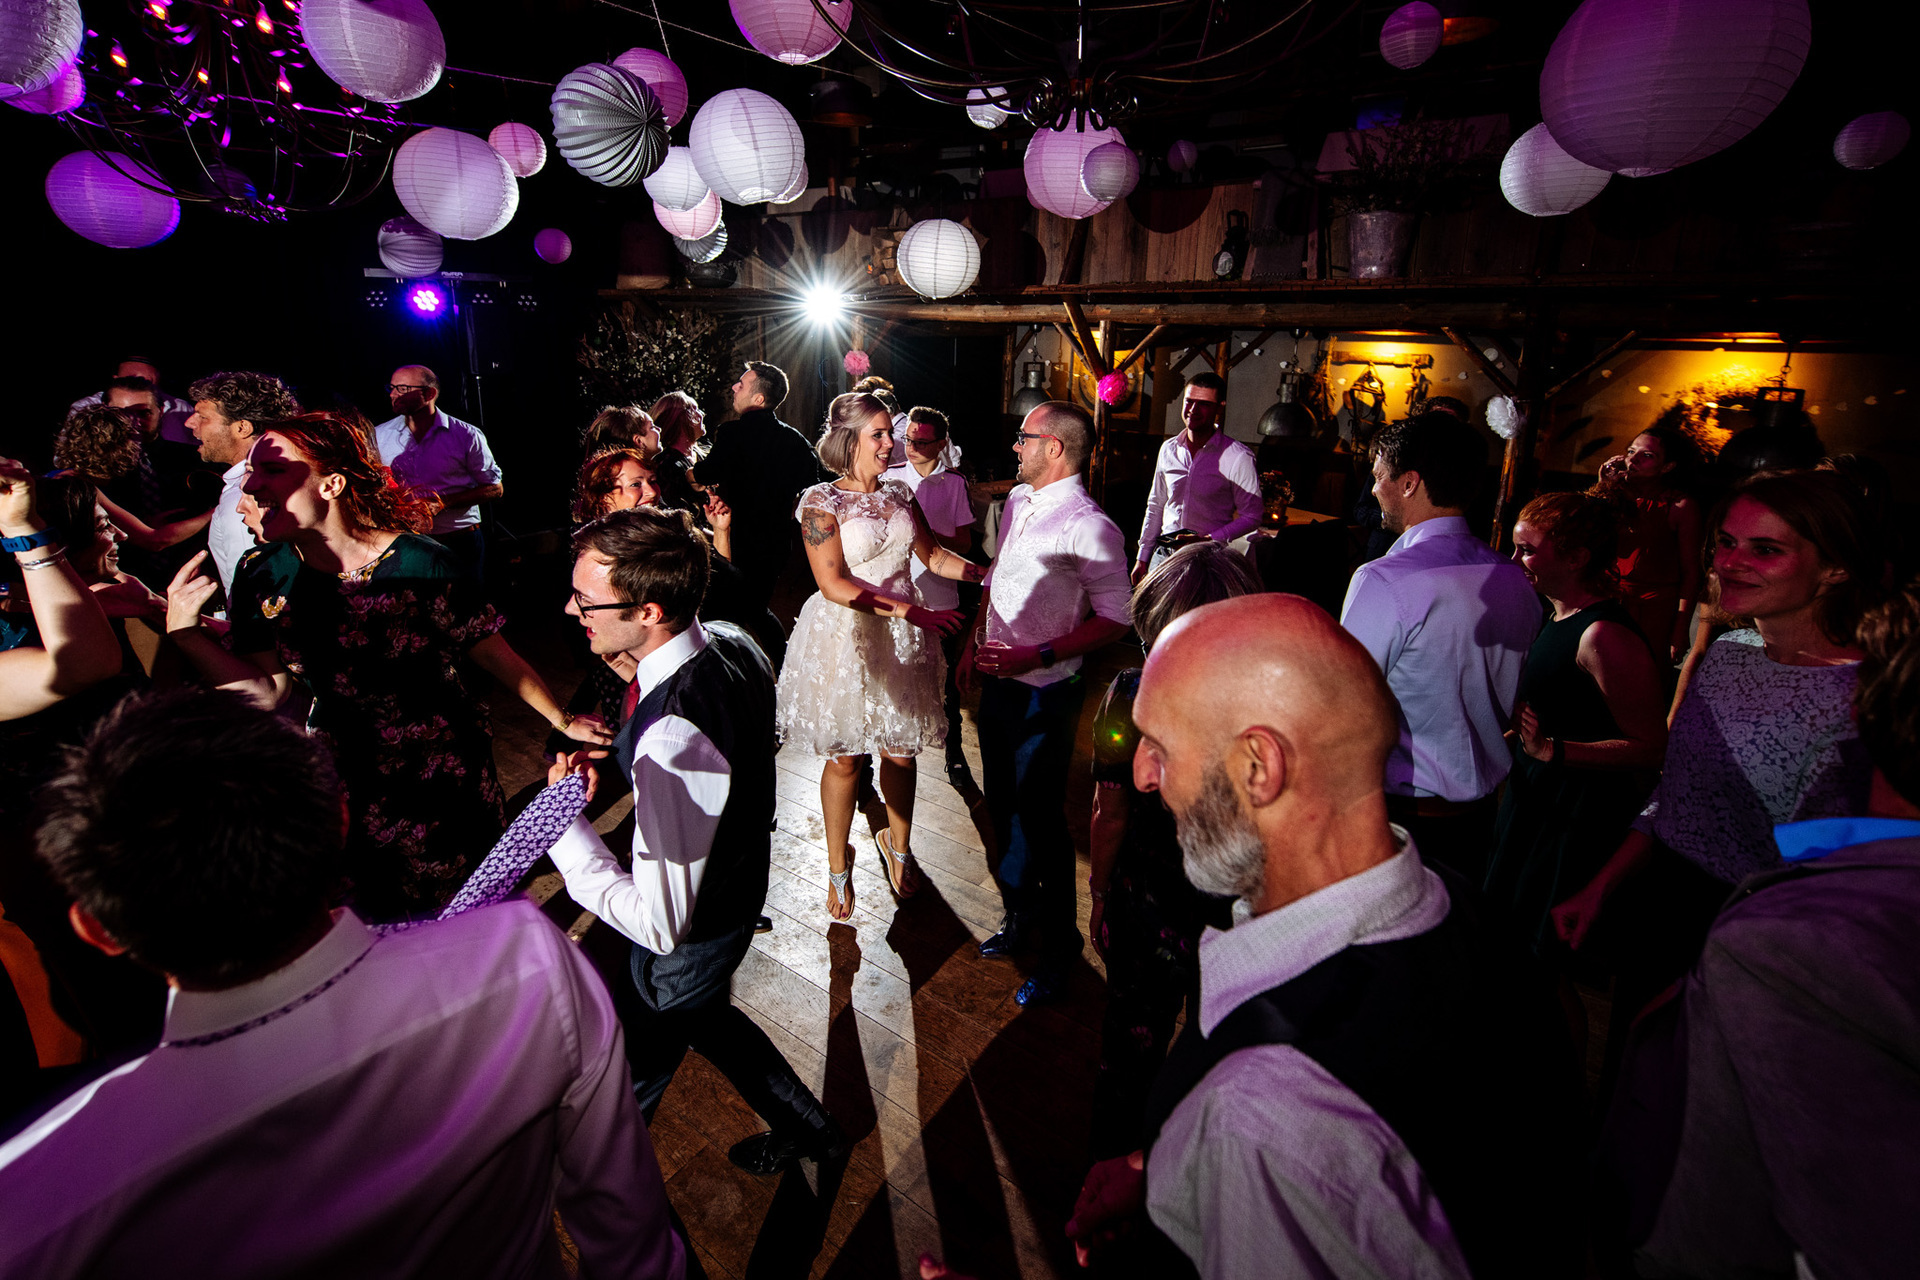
left=392, top=127, right=519, bottom=240
left=487, top=122, right=547, bottom=178
left=843, top=349, right=871, bottom=378
left=1499, top=123, right=1611, bottom=216
left=612, top=48, right=688, bottom=127
left=45, top=151, right=181, bottom=248
left=534, top=227, right=572, bottom=263
left=730, top=0, right=851, bottom=65
left=1379, top=2, right=1443, bottom=71
left=654, top=190, right=723, bottom=240
left=1025, top=119, right=1126, bottom=220
left=1834, top=112, right=1910, bottom=171
left=1097, top=372, right=1130, bottom=406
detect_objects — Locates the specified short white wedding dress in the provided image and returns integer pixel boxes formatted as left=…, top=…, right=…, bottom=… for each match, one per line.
left=775, top=480, right=947, bottom=759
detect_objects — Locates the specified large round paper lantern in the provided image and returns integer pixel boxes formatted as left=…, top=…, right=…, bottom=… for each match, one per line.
left=676, top=223, right=728, bottom=264
left=487, top=122, right=547, bottom=178
left=689, top=88, right=806, bottom=205
left=6, top=57, right=81, bottom=114
left=534, top=227, right=572, bottom=263
left=0, top=0, right=82, bottom=100
left=895, top=218, right=980, bottom=299
left=299, top=0, right=445, bottom=104
left=642, top=146, right=709, bottom=212
left=1499, top=123, right=1612, bottom=216
left=1541, top=0, right=1811, bottom=177
left=392, top=127, right=519, bottom=240
left=654, top=191, right=723, bottom=240
left=45, top=152, right=180, bottom=248
left=730, top=0, right=851, bottom=65
left=612, top=48, right=688, bottom=127
left=1379, top=1, right=1443, bottom=70
left=1080, top=142, right=1139, bottom=202
left=551, top=63, right=667, bottom=188
left=966, top=87, right=1013, bottom=130
left=377, top=214, right=443, bottom=274
left=1025, top=120, right=1126, bottom=219
left=1167, top=139, right=1199, bottom=174
left=770, top=167, right=809, bottom=204
left=1834, top=111, right=1910, bottom=171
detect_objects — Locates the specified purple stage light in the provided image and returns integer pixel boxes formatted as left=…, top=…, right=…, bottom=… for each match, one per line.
left=405, top=281, right=448, bottom=317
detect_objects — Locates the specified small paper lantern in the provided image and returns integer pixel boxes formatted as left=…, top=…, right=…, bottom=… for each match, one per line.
left=966, top=87, right=1013, bottom=130
left=843, top=349, right=871, bottom=378
left=675, top=222, right=728, bottom=264
left=1379, top=1, right=1443, bottom=71
left=1025, top=119, right=1126, bottom=220
left=1541, top=0, right=1811, bottom=177
left=1499, top=123, right=1611, bottom=216
left=642, top=146, right=709, bottom=212
left=534, top=227, right=572, bottom=263
left=1834, top=111, right=1910, bottom=171
left=551, top=63, right=668, bottom=188
left=612, top=48, right=688, bottom=127
left=730, top=0, right=851, bottom=65
left=0, top=0, right=82, bottom=100
left=689, top=88, right=806, bottom=205
left=1080, top=141, right=1139, bottom=202
left=487, top=122, right=547, bottom=178
left=5, top=56, right=81, bottom=114
left=1167, top=139, right=1199, bottom=174
left=392, top=127, right=519, bottom=240
left=1097, top=372, right=1131, bottom=406
left=654, top=191, right=723, bottom=240
left=300, top=0, right=445, bottom=105
left=377, top=214, right=443, bottom=274
left=45, top=151, right=180, bottom=248
left=895, top=218, right=980, bottom=299
left=770, top=168, right=809, bottom=204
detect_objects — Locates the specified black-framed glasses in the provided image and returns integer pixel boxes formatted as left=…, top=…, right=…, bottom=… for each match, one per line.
left=1013, top=431, right=1059, bottom=446
left=387, top=383, right=430, bottom=394
left=571, top=591, right=634, bottom=614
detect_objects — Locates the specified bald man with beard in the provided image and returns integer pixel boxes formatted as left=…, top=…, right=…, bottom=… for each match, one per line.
left=1067, top=594, right=1581, bottom=1280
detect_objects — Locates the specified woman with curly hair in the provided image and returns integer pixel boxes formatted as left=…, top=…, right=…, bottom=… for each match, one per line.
left=52, top=405, right=212, bottom=563
left=165, top=413, right=610, bottom=919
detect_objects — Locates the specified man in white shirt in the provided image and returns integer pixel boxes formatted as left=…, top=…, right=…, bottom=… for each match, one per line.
left=0, top=687, right=684, bottom=1280
left=1339, top=412, right=1541, bottom=882
left=1133, top=370, right=1261, bottom=585
left=183, top=370, right=299, bottom=597
left=958, top=401, right=1132, bottom=1005
left=373, top=365, right=503, bottom=581
left=1066, top=594, right=1580, bottom=1280
left=69, top=358, right=196, bottom=445
left=550, top=507, right=846, bottom=1176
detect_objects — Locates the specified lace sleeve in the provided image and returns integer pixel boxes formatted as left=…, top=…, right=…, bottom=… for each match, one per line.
left=793, top=481, right=839, bottom=522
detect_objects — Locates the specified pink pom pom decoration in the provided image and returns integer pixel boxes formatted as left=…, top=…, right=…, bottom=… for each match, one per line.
left=843, top=349, right=871, bottom=378
left=1097, top=371, right=1130, bottom=405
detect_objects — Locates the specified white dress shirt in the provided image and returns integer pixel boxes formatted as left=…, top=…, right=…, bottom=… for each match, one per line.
left=373, top=410, right=504, bottom=534
left=885, top=458, right=974, bottom=611
left=551, top=621, right=731, bottom=956
left=1136, top=428, right=1262, bottom=566
left=0, top=904, right=684, bottom=1280
left=1148, top=834, right=1471, bottom=1280
left=982, top=475, right=1132, bottom=687
left=206, top=455, right=253, bottom=595
left=1339, top=516, right=1541, bottom=802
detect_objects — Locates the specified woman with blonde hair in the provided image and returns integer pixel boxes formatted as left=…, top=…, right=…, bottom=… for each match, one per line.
left=648, top=391, right=705, bottom=458
left=580, top=404, right=658, bottom=457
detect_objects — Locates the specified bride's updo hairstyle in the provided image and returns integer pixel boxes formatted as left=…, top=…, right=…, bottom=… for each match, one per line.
left=817, top=391, right=890, bottom=476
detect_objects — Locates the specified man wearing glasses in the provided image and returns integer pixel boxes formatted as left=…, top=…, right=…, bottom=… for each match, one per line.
left=373, top=366, right=503, bottom=582
left=1134, top=370, right=1261, bottom=586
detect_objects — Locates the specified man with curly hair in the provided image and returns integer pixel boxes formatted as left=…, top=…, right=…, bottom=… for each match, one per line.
left=186, top=371, right=300, bottom=595
left=67, top=358, right=194, bottom=445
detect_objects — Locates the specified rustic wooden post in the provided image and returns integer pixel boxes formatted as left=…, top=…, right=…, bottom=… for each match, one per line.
left=1090, top=319, right=1114, bottom=501
left=1491, top=308, right=1558, bottom=549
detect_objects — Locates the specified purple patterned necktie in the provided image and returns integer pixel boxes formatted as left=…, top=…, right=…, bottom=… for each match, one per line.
left=439, top=772, right=591, bottom=919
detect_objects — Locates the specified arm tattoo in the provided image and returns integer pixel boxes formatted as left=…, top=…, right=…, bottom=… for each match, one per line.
left=961, top=561, right=987, bottom=583
left=801, top=508, right=838, bottom=548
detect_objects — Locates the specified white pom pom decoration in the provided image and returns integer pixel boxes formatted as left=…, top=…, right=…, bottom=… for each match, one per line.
left=689, top=88, right=806, bottom=205
left=612, top=48, right=688, bottom=127
left=1499, top=123, right=1612, bottom=216
left=1080, top=141, right=1140, bottom=202
left=1486, top=395, right=1522, bottom=441
left=1025, top=120, right=1126, bottom=219
left=392, top=127, right=519, bottom=240
left=299, top=0, right=445, bottom=104
left=45, top=151, right=181, bottom=248
left=0, top=0, right=82, bottom=101
left=487, top=123, right=547, bottom=178
left=642, top=146, right=710, bottom=213
left=377, top=214, right=443, bottom=275
left=895, top=218, right=981, bottom=299
left=1379, top=1, right=1443, bottom=71
left=654, top=191, right=723, bottom=241
left=1833, top=112, right=1910, bottom=171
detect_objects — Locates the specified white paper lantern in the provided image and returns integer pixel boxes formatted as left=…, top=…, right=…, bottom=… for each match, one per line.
left=5, top=57, right=81, bottom=114
left=612, top=48, right=688, bottom=127
left=487, top=122, right=547, bottom=178
left=1167, top=139, right=1199, bottom=173
left=1025, top=120, right=1126, bottom=220
left=392, top=127, right=519, bottom=240
left=1500, top=123, right=1612, bottom=216
left=642, top=146, right=709, bottom=212
left=1379, top=1, right=1443, bottom=71
left=1541, top=0, right=1811, bottom=177
left=730, top=0, right=850, bottom=65
left=676, top=222, right=728, bottom=264
left=377, top=214, right=443, bottom=274
left=1834, top=111, right=1910, bottom=171
left=770, top=168, right=809, bottom=204
left=0, top=0, right=81, bottom=100
left=1080, top=142, right=1140, bottom=202
left=654, top=191, right=723, bottom=240
left=534, top=227, right=572, bottom=263
left=45, top=152, right=180, bottom=249
left=689, top=87, right=806, bottom=205
left=966, top=87, right=1013, bottom=130
left=896, top=219, right=980, bottom=299
left=300, top=0, right=445, bottom=104
left=551, top=63, right=667, bottom=188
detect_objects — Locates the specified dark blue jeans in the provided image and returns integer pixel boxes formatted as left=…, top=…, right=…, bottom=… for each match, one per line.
left=979, top=673, right=1088, bottom=958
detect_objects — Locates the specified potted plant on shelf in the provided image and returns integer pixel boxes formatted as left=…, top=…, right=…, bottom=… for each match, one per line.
left=1330, top=117, right=1489, bottom=279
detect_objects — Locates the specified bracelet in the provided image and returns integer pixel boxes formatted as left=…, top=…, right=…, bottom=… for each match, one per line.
left=17, top=549, right=68, bottom=571
left=1, top=528, right=55, bottom=555
left=554, top=710, right=574, bottom=731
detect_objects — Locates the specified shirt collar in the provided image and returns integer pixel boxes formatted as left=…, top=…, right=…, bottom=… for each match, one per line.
left=1024, top=474, right=1086, bottom=508
left=634, top=618, right=708, bottom=700
left=1774, top=816, right=1920, bottom=862
left=221, top=457, right=247, bottom=483
left=163, top=908, right=375, bottom=1042
left=1388, top=514, right=1472, bottom=554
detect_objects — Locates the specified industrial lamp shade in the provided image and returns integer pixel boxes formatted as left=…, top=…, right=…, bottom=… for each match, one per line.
left=1167, top=139, right=1199, bottom=173
left=300, top=0, right=445, bottom=105
left=642, top=147, right=710, bottom=212
left=551, top=63, right=668, bottom=188
left=1540, top=0, right=1811, bottom=177
left=966, top=87, right=1013, bottom=130
left=1025, top=119, right=1126, bottom=219
left=612, top=48, right=688, bottom=127
left=392, top=127, right=519, bottom=240
left=0, top=0, right=82, bottom=100
left=1379, top=2, right=1443, bottom=71
left=676, top=222, right=729, bottom=264
left=46, top=151, right=180, bottom=248
left=534, top=227, right=573, bottom=263
left=730, top=0, right=851, bottom=65
left=487, top=122, right=547, bottom=178
left=377, top=214, right=443, bottom=275
left=1499, top=123, right=1611, bottom=215
left=1080, top=142, right=1140, bottom=202
left=6, top=57, right=81, bottom=113
left=689, top=88, right=806, bottom=204
left=654, top=191, right=724, bottom=240
left=1834, top=111, right=1910, bottom=170
left=895, top=218, right=980, bottom=298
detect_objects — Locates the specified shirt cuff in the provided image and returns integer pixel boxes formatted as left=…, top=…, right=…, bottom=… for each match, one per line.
left=551, top=814, right=610, bottom=876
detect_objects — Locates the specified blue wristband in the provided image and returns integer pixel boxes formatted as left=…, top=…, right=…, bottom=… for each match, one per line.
left=1, top=528, right=55, bottom=554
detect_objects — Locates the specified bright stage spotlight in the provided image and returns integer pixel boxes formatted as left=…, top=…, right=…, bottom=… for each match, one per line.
left=801, top=282, right=848, bottom=324
left=405, top=280, right=450, bottom=319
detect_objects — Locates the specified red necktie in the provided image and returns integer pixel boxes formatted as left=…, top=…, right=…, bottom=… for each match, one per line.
left=621, top=678, right=641, bottom=724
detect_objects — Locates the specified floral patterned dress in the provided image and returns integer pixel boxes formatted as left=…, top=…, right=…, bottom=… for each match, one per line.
left=229, top=534, right=508, bottom=919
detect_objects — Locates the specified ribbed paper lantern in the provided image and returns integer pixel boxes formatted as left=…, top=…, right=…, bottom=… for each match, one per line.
left=612, top=48, right=688, bottom=127
left=377, top=214, right=443, bottom=274
left=966, top=87, right=1013, bottom=130
left=689, top=88, right=806, bottom=205
left=1167, top=139, right=1199, bottom=173
left=1025, top=120, right=1126, bottom=219
left=1541, top=0, right=1811, bottom=177
left=392, top=128, right=519, bottom=240
left=5, top=57, right=81, bottom=113
left=487, top=122, right=547, bottom=178
left=770, top=168, right=809, bottom=204
left=730, top=0, right=851, bottom=65
left=46, top=152, right=180, bottom=248
left=895, top=218, right=980, bottom=299
left=642, top=146, right=709, bottom=212
left=676, top=222, right=728, bottom=264
left=551, top=63, right=667, bottom=188
left=654, top=191, right=723, bottom=240
left=0, top=0, right=82, bottom=99
left=300, top=0, right=445, bottom=104
left=1080, top=142, right=1139, bottom=202
left=1499, top=123, right=1612, bottom=216
left=534, top=227, right=572, bottom=263
left=1834, top=111, right=1910, bottom=171
left=1379, top=1, right=1443, bottom=70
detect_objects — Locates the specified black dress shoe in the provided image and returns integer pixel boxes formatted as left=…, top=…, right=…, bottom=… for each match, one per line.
left=754, top=914, right=774, bottom=934
left=978, top=921, right=1029, bottom=959
left=727, top=1118, right=850, bottom=1176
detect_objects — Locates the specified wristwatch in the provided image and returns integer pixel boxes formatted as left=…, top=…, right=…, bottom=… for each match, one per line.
left=1, top=528, right=55, bottom=554
left=1038, top=644, right=1057, bottom=668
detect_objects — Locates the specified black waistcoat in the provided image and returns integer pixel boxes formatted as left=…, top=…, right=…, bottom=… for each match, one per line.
left=612, top=622, right=775, bottom=946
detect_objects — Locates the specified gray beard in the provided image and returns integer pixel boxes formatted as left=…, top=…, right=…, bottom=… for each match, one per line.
left=1176, top=763, right=1267, bottom=904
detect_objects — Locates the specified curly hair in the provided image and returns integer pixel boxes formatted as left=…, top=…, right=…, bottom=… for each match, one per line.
left=187, top=371, right=300, bottom=426
left=1854, top=579, right=1920, bottom=809
left=53, top=405, right=145, bottom=483
left=264, top=412, right=436, bottom=536
left=572, top=446, right=652, bottom=524
left=1517, top=490, right=1624, bottom=593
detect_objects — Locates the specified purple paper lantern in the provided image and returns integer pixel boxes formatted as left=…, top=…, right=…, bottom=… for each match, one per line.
left=654, top=191, right=723, bottom=241
left=730, top=0, right=851, bottom=65
left=1499, top=123, right=1612, bottom=216
left=0, top=0, right=82, bottom=100
left=487, top=122, right=547, bottom=178
left=299, top=0, right=445, bottom=104
left=642, top=146, right=709, bottom=213
left=392, top=127, right=519, bottom=240
left=5, top=56, right=81, bottom=114
left=1080, top=142, right=1140, bottom=202
left=688, top=88, right=806, bottom=205
left=1025, top=120, right=1127, bottom=220
left=612, top=48, right=688, bottom=127
left=1834, top=112, right=1910, bottom=171
left=1167, top=139, right=1199, bottom=174
left=46, top=151, right=181, bottom=248
left=534, top=227, right=573, bottom=264
left=1379, top=2, right=1443, bottom=71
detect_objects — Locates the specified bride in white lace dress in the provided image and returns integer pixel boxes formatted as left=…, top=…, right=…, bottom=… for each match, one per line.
left=776, top=392, right=982, bottom=920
